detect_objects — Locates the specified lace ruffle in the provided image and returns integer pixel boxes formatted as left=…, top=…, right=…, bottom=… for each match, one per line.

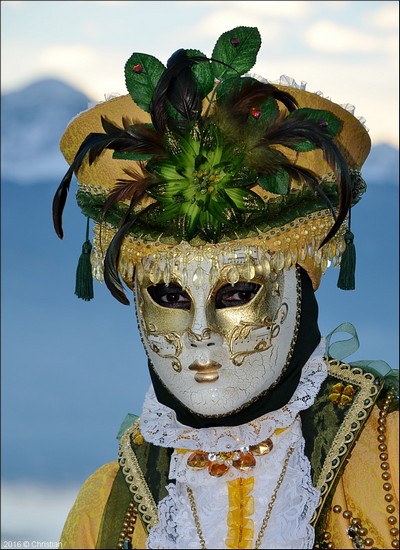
left=147, top=420, right=319, bottom=549
left=140, top=338, right=327, bottom=452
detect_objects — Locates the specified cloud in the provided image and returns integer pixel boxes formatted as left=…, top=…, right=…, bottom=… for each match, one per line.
left=364, top=3, right=399, bottom=31
left=182, top=0, right=309, bottom=15
left=37, top=45, right=98, bottom=71
left=192, top=10, right=283, bottom=44
left=1, top=481, right=80, bottom=543
left=305, top=19, right=396, bottom=54
left=226, top=1, right=311, bottom=18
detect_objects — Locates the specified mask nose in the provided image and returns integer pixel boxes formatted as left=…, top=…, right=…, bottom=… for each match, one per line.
left=185, top=328, right=224, bottom=348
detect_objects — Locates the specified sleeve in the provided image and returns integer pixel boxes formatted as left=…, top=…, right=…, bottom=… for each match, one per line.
left=324, top=406, right=399, bottom=549
left=59, top=461, right=120, bottom=549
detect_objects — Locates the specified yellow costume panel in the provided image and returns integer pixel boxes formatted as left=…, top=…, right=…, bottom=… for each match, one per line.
left=59, top=409, right=398, bottom=549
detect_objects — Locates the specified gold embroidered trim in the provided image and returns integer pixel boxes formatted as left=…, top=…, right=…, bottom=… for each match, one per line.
left=118, top=420, right=158, bottom=532
left=311, top=359, right=382, bottom=525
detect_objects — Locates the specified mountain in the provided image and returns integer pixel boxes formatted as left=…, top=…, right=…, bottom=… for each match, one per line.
left=1, top=78, right=90, bottom=184
left=1, top=79, right=398, bottom=484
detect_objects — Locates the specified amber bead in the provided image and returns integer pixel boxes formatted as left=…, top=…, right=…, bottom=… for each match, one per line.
left=391, top=528, right=399, bottom=536
left=385, top=494, right=394, bottom=502
left=388, top=516, right=398, bottom=525
left=333, top=505, right=342, bottom=513
left=387, top=504, right=396, bottom=513
left=209, top=462, right=229, bottom=477
left=233, top=452, right=256, bottom=471
left=343, top=510, right=352, bottom=519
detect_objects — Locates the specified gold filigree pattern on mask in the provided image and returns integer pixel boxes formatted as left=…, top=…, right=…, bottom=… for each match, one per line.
left=146, top=331, right=183, bottom=373
left=228, top=303, right=289, bottom=366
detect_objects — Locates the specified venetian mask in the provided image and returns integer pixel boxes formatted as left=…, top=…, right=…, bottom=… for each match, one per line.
left=134, top=246, right=301, bottom=417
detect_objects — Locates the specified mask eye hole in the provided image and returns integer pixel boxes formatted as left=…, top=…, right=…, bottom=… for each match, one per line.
left=147, top=283, right=191, bottom=310
left=216, top=282, right=261, bottom=309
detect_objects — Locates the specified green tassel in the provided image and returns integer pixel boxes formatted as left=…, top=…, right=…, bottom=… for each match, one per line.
left=75, top=218, right=94, bottom=301
left=337, top=230, right=356, bottom=290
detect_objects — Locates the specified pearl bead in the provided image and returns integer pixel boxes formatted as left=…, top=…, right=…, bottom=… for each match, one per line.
left=333, top=505, right=342, bottom=513
left=378, top=417, right=386, bottom=424
left=364, top=538, right=374, bottom=546
left=359, top=527, right=368, bottom=536
left=381, top=462, right=390, bottom=470
left=388, top=516, right=398, bottom=525
left=378, top=425, right=386, bottom=433
left=390, top=528, right=399, bottom=536
left=327, top=543, right=334, bottom=549
left=351, top=517, right=361, bottom=525
left=384, top=483, right=393, bottom=491
left=377, top=434, right=386, bottom=443
left=382, top=472, right=391, bottom=480
left=379, top=443, right=388, bottom=451
left=380, top=452, right=389, bottom=461
left=391, top=540, right=399, bottom=549
left=385, top=493, right=394, bottom=502
left=343, top=510, right=352, bottom=519
left=387, top=504, right=396, bottom=513
left=323, top=531, right=331, bottom=540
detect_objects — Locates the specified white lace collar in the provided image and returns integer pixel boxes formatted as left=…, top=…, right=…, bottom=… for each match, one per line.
left=140, top=338, right=327, bottom=452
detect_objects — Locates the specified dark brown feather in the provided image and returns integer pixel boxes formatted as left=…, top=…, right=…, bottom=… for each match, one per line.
left=261, top=117, right=352, bottom=245
left=150, top=49, right=204, bottom=132
left=102, top=164, right=159, bottom=226
left=103, top=207, right=151, bottom=305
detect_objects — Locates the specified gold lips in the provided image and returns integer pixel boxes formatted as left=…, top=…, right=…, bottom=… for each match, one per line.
left=188, top=360, right=222, bottom=383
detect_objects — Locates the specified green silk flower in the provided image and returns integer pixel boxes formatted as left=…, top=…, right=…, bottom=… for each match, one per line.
left=144, top=124, right=263, bottom=241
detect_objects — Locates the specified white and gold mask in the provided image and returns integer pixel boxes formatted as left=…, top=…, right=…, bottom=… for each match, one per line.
left=134, top=245, right=300, bottom=417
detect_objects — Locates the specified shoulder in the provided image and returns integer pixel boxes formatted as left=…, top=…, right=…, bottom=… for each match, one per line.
left=59, top=461, right=119, bottom=549
left=320, top=405, right=398, bottom=549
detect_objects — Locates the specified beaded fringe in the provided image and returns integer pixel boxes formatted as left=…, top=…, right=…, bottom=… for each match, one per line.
left=91, top=209, right=347, bottom=289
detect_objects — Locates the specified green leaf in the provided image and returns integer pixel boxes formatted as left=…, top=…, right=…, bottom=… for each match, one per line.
left=288, top=108, right=342, bottom=139
left=288, top=141, right=317, bottom=153
left=258, top=168, right=290, bottom=194
left=228, top=167, right=258, bottom=188
left=211, top=27, right=261, bottom=80
left=112, top=151, right=155, bottom=161
left=248, top=97, right=279, bottom=127
left=186, top=49, right=214, bottom=98
left=124, top=53, right=165, bottom=112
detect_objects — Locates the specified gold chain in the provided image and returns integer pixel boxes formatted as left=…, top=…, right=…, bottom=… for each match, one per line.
left=187, top=446, right=294, bottom=550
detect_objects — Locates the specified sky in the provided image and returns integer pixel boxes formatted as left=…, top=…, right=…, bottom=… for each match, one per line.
left=1, top=0, right=399, bottom=148
left=1, top=1, right=399, bottom=545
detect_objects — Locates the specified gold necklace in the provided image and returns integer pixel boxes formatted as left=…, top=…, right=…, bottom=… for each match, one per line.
left=186, top=446, right=294, bottom=550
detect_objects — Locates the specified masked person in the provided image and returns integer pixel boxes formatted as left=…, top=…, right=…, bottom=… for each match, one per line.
left=53, top=27, right=398, bottom=550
